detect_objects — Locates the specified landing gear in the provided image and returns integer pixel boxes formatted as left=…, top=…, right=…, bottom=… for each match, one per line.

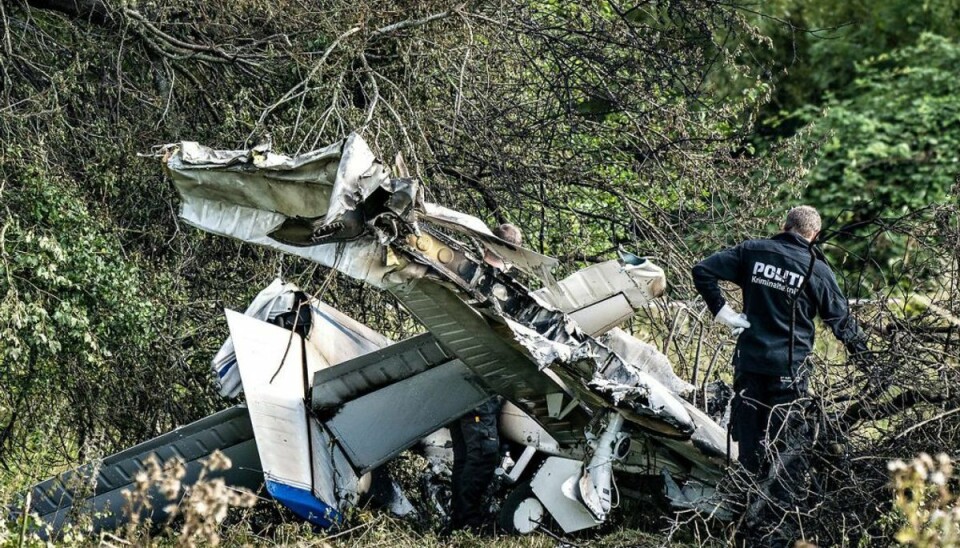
left=498, top=482, right=544, bottom=534
left=578, top=411, right=626, bottom=521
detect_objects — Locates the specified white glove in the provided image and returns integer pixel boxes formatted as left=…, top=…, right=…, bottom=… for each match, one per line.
left=715, top=304, right=750, bottom=336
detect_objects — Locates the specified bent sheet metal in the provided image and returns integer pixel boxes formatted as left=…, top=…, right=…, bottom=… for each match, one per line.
left=164, top=133, right=735, bottom=530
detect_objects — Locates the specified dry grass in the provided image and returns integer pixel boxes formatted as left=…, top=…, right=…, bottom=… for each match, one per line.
left=889, top=453, right=960, bottom=547
left=217, top=512, right=674, bottom=548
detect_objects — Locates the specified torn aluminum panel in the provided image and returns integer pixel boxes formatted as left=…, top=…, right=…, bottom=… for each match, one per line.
left=167, top=136, right=398, bottom=288
left=599, top=328, right=695, bottom=398
left=531, top=259, right=666, bottom=336
left=586, top=377, right=691, bottom=434
left=323, top=134, right=393, bottom=230
left=169, top=140, right=341, bottom=219
left=182, top=196, right=393, bottom=286
left=503, top=315, right=695, bottom=437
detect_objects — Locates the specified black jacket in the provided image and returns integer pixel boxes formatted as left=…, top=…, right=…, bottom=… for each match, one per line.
left=692, top=232, right=867, bottom=377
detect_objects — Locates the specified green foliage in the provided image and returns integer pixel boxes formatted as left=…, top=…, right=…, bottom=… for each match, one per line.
left=786, top=34, right=960, bottom=289
left=748, top=0, right=960, bottom=120
left=0, top=1, right=301, bottom=472
left=0, top=146, right=164, bottom=465
left=728, top=1, right=960, bottom=292
left=798, top=33, right=960, bottom=210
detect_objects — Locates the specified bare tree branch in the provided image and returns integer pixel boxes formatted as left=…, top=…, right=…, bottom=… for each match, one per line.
left=370, top=5, right=466, bottom=40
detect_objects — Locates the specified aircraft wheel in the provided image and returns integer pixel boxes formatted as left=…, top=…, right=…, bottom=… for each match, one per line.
left=498, top=481, right=544, bottom=534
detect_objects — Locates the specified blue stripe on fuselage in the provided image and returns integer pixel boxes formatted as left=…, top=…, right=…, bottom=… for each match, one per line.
left=265, top=479, right=341, bottom=528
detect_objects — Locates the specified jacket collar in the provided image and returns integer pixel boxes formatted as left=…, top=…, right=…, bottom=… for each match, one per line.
left=772, top=231, right=825, bottom=261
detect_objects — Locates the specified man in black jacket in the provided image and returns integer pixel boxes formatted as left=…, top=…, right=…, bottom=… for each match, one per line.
left=692, top=206, right=869, bottom=478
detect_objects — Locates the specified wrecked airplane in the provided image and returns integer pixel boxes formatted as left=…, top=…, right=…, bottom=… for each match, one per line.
left=14, top=134, right=734, bottom=537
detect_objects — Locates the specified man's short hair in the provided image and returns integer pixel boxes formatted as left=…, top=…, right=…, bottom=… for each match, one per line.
left=783, top=206, right=821, bottom=237
left=494, top=223, right=522, bottom=246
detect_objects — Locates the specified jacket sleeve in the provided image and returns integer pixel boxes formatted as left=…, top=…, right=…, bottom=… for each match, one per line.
left=814, top=263, right=868, bottom=355
left=692, top=245, right=742, bottom=317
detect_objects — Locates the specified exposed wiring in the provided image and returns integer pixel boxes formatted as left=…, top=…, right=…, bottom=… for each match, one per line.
left=610, top=466, right=621, bottom=510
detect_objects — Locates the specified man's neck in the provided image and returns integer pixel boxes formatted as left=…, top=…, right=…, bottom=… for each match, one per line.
left=785, top=230, right=811, bottom=242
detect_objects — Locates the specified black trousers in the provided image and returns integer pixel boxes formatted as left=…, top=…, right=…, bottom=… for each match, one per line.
left=732, top=370, right=813, bottom=547
left=450, top=398, right=500, bottom=531
left=731, top=370, right=809, bottom=491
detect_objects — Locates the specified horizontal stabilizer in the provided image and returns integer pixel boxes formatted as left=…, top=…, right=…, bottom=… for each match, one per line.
left=13, top=406, right=262, bottom=537
left=321, top=360, right=491, bottom=473
left=311, top=332, right=452, bottom=412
